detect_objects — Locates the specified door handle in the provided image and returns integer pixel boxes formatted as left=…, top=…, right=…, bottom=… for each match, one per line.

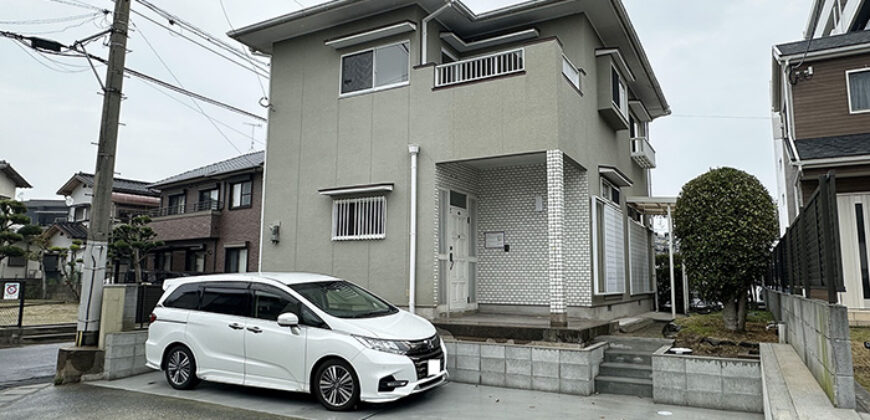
left=247, top=326, right=263, bottom=334
left=228, top=323, right=243, bottom=330
left=449, top=252, right=454, bottom=270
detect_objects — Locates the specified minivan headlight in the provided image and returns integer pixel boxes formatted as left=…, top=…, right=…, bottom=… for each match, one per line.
left=354, top=336, right=411, bottom=355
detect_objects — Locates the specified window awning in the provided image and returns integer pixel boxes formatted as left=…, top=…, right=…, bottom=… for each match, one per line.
left=626, top=196, right=677, bottom=215
left=599, top=165, right=633, bottom=187
left=318, top=183, right=394, bottom=196
left=324, top=22, right=416, bottom=49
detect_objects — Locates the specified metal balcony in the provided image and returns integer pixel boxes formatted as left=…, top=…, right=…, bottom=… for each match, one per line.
left=631, top=137, right=656, bottom=169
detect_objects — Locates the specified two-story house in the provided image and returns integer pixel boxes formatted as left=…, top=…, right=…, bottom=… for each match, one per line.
left=0, top=160, right=32, bottom=278
left=771, top=0, right=870, bottom=317
left=146, top=151, right=264, bottom=277
left=0, top=160, right=30, bottom=200
left=24, top=199, right=69, bottom=227
left=56, top=172, right=160, bottom=225
left=230, top=0, right=670, bottom=325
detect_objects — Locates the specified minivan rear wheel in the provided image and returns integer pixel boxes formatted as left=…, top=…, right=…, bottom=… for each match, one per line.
left=165, top=345, right=200, bottom=390
left=314, top=359, right=359, bottom=411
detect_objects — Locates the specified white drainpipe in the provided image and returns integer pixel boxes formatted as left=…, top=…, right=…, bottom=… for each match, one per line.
left=421, top=0, right=454, bottom=66
left=408, top=144, right=420, bottom=314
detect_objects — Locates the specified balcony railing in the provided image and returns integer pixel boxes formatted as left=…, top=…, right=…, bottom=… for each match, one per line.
left=631, top=137, right=656, bottom=169
left=435, top=49, right=524, bottom=88
left=149, top=200, right=223, bottom=218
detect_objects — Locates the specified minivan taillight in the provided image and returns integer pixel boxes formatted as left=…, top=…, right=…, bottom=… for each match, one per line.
left=149, top=313, right=157, bottom=324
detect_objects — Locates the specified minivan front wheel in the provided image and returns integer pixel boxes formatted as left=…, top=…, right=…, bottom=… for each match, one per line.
left=165, top=345, right=200, bottom=390
left=314, top=359, right=359, bottom=411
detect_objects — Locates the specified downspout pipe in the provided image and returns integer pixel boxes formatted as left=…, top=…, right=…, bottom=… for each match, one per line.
left=408, top=145, right=420, bottom=314
left=782, top=57, right=805, bottom=211
left=421, top=0, right=454, bottom=66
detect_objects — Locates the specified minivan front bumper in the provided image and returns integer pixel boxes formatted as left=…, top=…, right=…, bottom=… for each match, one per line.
left=352, top=342, right=449, bottom=403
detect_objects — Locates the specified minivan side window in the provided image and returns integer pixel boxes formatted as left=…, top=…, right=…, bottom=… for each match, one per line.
left=200, top=286, right=250, bottom=316
left=163, top=283, right=200, bottom=310
left=253, top=287, right=299, bottom=321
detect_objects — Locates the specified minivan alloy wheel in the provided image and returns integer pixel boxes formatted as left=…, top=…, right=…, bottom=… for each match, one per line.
left=319, top=365, right=354, bottom=407
left=167, top=349, right=191, bottom=385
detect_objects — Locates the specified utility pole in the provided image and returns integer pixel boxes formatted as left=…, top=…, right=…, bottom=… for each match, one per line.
left=76, top=0, right=131, bottom=347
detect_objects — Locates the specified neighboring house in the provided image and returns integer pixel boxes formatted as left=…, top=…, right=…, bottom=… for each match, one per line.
left=145, top=151, right=264, bottom=277
left=771, top=2, right=870, bottom=316
left=56, top=172, right=160, bottom=225
left=230, top=0, right=669, bottom=324
left=803, top=0, right=870, bottom=39
left=0, top=160, right=31, bottom=200
left=24, top=199, right=68, bottom=227
left=0, top=160, right=32, bottom=278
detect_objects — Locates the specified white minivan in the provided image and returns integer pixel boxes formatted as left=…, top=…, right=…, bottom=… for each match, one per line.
left=145, top=272, right=447, bottom=411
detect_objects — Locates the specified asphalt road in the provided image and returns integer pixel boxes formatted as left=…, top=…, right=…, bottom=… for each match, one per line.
left=0, top=342, right=71, bottom=389
left=2, top=384, right=292, bottom=420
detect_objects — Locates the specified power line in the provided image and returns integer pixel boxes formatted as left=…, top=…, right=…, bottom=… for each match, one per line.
left=15, top=13, right=106, bottom=35
left=133, top=23, right=256, bottom=156
left=132, top=0, right=269, bottom=72
left=129, top=9, right=269, bottom=78
left=0, top=12, right=103, bottom=25
left=0, top=29, right=266, bottom=122
left=218, top=0, right=268, bottom=100
left=46, top=0, right=106, bottom=12
left=10, top=39, right=88, bottom=73
left=669, top=114, right=770, bottom=121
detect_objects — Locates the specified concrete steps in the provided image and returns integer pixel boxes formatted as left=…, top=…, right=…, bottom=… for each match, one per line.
left=19, top=324, right=76, bottom=345
left=595, top=375, right=653, bottom=398
left=594, top=336, right=668, bottom=398
left=599, top=362, right=652, bottom=379
left=604, top=349, right=652, bottom=365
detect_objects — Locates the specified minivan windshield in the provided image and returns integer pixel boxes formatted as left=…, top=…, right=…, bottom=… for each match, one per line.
left=290, top=281, right=398, bottom=319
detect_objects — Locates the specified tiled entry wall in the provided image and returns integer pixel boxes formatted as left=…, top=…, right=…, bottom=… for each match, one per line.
left=435, top=157, right=593, bottom=308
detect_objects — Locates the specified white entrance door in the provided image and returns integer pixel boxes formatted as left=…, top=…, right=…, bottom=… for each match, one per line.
left=448, top=205, right=470, bottom=311
left=838, top=194, right=870, bottom=309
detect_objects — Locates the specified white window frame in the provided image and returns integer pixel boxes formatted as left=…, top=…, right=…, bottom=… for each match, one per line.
left=591, top=196, right=627, bottom=296
left=561, top=54, right=583, bottom=94
left=339, top=41, right=411, bottom=98
left=612, top=65, right=629, bottom=118
left=846, top=68, right=870, bottom=114
left=628, top=218, right=653, bottom=295
left=601, top=178, right=620, bottom=205
left=331, top=196, right=387, bottom=240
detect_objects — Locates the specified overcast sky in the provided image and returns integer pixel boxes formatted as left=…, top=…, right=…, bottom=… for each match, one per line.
left=1, top=0, right=812, bottom=202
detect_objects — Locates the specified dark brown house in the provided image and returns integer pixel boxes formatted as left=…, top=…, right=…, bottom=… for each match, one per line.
left=772, top=28, right=870, bottom=318
left=146, top=151, right=264, bottom=276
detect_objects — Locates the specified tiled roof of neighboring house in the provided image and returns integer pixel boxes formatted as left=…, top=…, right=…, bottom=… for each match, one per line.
left=47, top=221, right=89, bottom=240
left=795, top=132, right=870, bottom=160
left=56, top=172, right=158, bottom=197
left=24, top=199, right=66, bottom=208
left=777, top=30, right=870, bottom=56
left=0, top=161, right=32, bottom=188
left=149, top=151, right=265, bottom=189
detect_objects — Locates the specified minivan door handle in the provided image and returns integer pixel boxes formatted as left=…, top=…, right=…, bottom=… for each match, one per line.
left=247, top=326, right=262, bottom=334
left=228, top=323, right=243, bottom=330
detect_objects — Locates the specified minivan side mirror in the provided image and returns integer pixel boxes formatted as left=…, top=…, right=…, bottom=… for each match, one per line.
left=277, top=312, right=299, bottom=327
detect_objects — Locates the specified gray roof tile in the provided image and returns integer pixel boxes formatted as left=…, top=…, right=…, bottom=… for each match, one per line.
left=795, top=132, right=870, bottom=160
left=777, top=30, right=870, bottom=56
left=149, top=151, right=264, bottom=189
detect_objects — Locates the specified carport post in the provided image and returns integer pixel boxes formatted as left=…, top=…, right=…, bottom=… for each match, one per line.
left=667, top=205, right=676, bottom=319
left=682, top=261, right=689, bottom=315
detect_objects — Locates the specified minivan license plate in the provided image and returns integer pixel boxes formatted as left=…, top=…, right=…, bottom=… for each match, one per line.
left=427, top=359, right=440, bottom=376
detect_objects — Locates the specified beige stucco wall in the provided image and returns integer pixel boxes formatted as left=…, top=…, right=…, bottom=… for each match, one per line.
left=260, top=8, right=653, bottom=313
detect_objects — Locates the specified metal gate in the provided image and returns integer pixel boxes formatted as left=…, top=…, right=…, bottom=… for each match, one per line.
left=0, top=281, right=25, bottom=328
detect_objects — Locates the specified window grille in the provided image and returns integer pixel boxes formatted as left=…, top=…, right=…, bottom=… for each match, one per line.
left=332, top=196, right=386, bottom=240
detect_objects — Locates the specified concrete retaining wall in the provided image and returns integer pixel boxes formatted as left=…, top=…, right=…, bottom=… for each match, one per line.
left=102, top=330, right=150, bottom=380
left=652, top=347, right=763, bottom=413
left=445, top=339, right=606, bottom=395
left=764, top=289, right=855, bottom=408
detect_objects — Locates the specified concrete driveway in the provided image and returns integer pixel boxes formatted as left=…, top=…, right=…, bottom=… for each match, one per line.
left=0, top=342, right=71, bottom=389
left=90, top=371, right=763, bottom=420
